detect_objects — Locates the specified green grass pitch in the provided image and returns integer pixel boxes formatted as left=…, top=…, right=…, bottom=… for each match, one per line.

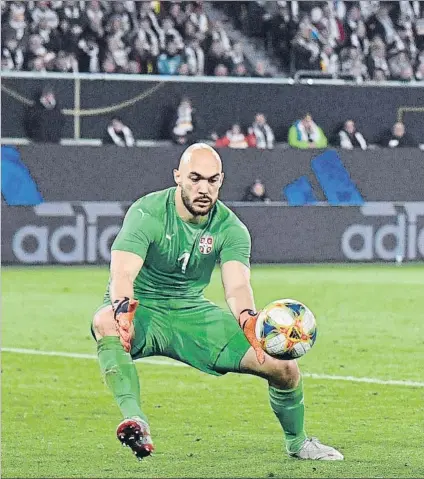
left=2, top=264, right=424, bottom=478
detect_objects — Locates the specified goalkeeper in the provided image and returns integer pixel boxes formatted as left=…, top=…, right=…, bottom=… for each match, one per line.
left=91, top=143, right=343, bottom=461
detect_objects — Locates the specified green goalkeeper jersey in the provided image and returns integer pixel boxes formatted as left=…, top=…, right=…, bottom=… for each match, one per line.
left=106, top=187, right=251, bottom=301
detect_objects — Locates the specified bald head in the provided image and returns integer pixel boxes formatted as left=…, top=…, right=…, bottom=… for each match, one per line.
left=174, top=143, right=224, bottom=218
left=178, top=143, right=222, bottom=172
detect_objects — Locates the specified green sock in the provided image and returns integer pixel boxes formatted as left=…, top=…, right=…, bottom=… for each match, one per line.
left=97, top=336, right=148, bottom=423
left=268, top=377, right=307, bottom=453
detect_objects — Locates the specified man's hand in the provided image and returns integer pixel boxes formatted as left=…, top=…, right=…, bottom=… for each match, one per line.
left=112, top=297, right=139, bottom=352
left=238, top=309, right=265, bottom=364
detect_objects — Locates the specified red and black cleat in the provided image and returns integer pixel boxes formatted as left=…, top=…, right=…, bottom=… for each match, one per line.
left=116, top=418, right=154, bottom=461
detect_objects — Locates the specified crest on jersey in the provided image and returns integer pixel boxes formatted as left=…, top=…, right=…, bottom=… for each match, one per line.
left=199, top=234, right=214, bottom=255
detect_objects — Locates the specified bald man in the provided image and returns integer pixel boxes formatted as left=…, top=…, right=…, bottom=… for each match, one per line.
left=91, top=143, right=343, bottom=462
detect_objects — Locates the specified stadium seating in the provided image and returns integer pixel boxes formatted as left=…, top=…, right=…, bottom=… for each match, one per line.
left=2, top=1, right=424, bottom=80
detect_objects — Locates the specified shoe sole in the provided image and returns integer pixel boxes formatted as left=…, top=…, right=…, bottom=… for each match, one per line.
left=116, top=420, right=154, bottom=461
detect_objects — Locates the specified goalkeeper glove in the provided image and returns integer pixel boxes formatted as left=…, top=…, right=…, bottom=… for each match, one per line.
left=112, top=297, right=139, bottom=353
left=238, top=309, right=265, bottom=364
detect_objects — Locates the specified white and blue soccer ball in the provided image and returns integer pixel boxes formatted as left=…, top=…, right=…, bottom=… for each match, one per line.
left=255, top=299, right=317, bottom=359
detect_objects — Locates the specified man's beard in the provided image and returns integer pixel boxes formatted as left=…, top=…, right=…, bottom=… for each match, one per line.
left=181, top=188, right=215, bottom=217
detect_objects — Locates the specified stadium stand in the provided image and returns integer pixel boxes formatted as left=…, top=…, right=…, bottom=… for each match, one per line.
left=214, top=0, right=424, bottom=81
left=2, top=0, right=424, bottom=80
left=1, top=0, right=247, bottom=75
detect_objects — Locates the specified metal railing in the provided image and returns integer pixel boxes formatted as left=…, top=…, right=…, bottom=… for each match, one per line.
left=2, top=70, right=423, bottom=86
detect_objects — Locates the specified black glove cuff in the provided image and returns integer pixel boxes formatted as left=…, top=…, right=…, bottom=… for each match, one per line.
left=112, top=297, right=131, bottom=318
left=239, top=309, right=257, bottom=330
left=239, top=309, right=257, bottom=317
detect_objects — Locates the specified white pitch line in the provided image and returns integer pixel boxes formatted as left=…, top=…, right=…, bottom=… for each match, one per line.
left=1, top=347, right=187, bottom=367
left=304, top=372, right=424, bottom=388
left=2, top=347, right=424, bottom=388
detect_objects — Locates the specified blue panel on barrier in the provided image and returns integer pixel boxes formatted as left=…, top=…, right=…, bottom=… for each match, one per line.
left=1, top=146, right=44, bottom=205
left=311, top=150, right=364, bottom=205
left=283, top=175, right=318, bottom=206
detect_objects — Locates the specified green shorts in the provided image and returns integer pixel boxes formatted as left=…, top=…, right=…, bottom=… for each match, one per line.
left=92, top=298, right=251, bottom=376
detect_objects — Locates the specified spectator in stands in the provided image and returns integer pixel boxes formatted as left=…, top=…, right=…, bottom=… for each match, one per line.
left=211, top=124, right=256, bottom=149
left=252, top=60, right=273, bottom=78
left=187, top=2, right=208, bottom=35
left=107, top=1, right=134, bottom=35
left=337, top=120, right=368, bottom=150
left=389, top=51, right=414, bottom=81
left=159, top=17, right=184, bottom=52
left=178, top=62, right=190, bottom=75
left=291, top=23, right=321, bottom=72
left=23, top=33, right=54, bottom=70
left=321, top=1, right=346, bottom=46
left=31, top=0, right=59, bottom=30
left=205, top=40, right=232, bottom=76
left=53, top=49, right=77, bottom=72
left=366, top=3, right=396, bottom=44
left=288, top=113, right=328, bottom=149
left=129, top=36, right=156, bottom=74
left=57, top=0, right=84, bottom=25
left=136, top=18, right=160, bottom=58
left=232, top=63, right=248, bottom=77
left=351, top=20, right=370, bottom=57
left=320, top=44, right=339, bottom=76
left=242, top=179, right=270, bottom=203
left=104, top=17, right=130, bottom=72
left=58, top=18, right=81, bottom=55
left=4, top=1, right=28, bottom=38
left=168, top=2, right=187, bottom=35
left=184, top=38, right=205, bottom=76
left=367, top=36, right=390, bottom=79
left=416, top=17, right=424, bottom=51
left=1, top=35, right=24, bottom=71
left=24, top=85, right=65, bottom=143
left=83, top=0, right=105, bottom=37
left=251, top=113, right=275, bottom=150
left=345, top=5, right=363, bottom=39
left=415, top=50, right=424, bottom=80
left=104, top=117, right=135, bottom=147
left=230, top=42, right=245, bottom=69
left=35, top=16, right=62, bottom=53
left=183, top=19, right=197, bottom=43
left=157, top=41, right=182, bottom=75
left=268, top=2, right=298, bottom=70
left=340, top=47, right=368, bottom=81
left=214, top=63, right=229, bottom=76
left=170, top=97, right=196, bottom=145
left=210, top=20, right=232, bottom=53
left=380, top=121, right=417, bottom=148
left=78, top=33, right=100, bottom=73
left=396, top=24, right=418, bottom=62
left=372, top=68, right=387, bottom=81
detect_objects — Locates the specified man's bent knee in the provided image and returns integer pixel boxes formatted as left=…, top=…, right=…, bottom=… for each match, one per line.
left=240, top=347, right=300, bottom=390
left=92, top=306, right=118, bottom=340
left=267, top=359, right=300, bottom=390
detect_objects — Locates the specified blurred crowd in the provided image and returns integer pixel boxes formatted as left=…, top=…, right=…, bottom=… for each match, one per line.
left=1, top=0, right=252, bottom=76
left=3, top=0, right=424, bottom=80
left=219, top=0, right=424, bottom=81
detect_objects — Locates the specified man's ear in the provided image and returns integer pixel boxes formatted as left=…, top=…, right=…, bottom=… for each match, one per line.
left=220, top=172, right=225, bottom=186
left=173, top=168, right=181, bottom=185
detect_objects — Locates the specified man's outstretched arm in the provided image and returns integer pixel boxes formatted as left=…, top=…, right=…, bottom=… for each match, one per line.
left=110, top=250, right=144, bottom=352
left=221, top=260, right=264, bottom=364
left=110, top=250, right=144, bottom=301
